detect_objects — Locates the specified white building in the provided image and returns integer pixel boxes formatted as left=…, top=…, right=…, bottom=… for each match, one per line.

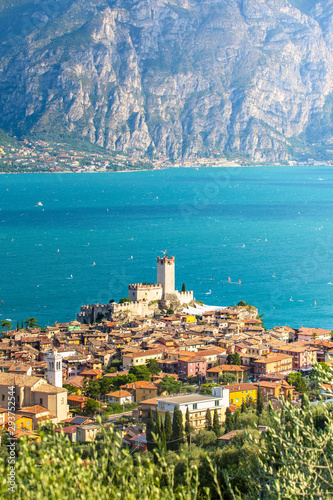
left=156, top=386, right=229, bottom=430
left=46, top=351, right=63, bottom=388
left=106, top=390, right=134, bottom=405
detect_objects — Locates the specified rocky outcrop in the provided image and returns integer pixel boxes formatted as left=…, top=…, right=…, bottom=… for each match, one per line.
left=1, top=0, right=333, bottom=162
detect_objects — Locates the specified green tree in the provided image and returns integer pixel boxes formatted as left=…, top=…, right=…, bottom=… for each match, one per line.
left=63, top=384, right=79, bottom=395
left=112, top=373, right=137, bottom=389
left=213, top=409, right=221, bottom=437
left=301, top=393, right=310, bottom=411
left=256, top=386, right=264, bottom=416
left=146, top=407, right=155, bottom=452
left=220, top=372, right=237, bottom=385
left=85, top=380, right=101, bottom=399
left=83, top=399, right=100, bottom=416
left=194, top=429, right=217, bottom=448
left=241, top=400, right=246, bottom=413
left=181, top=283, right=186, bottom=292
left=98, top=377, right=115, bottom=396
left=0, top=319, right=12, bottom=332
left=185, top=406, right=191, bottom=442
left=155, top=412, right=161, bottom=437
left=166, top=308, right=174, bottom=315
left=119, top=298, right=132, bottom=304
left=224, top=407, right=234, bottom=433
left=146, top=358, right=161, bottom=376
left=205, top=408, right=212, bottom=431
left=165, top=411, right=172, bottom=446
left=24, top=317, right=39, bottom=329
left=199, top=383, right=213, bottom=395
left=172, top=407, right=184, bottom=451
left=288, top=372, right=307, bottom=394
left=233, top=409, right=241, bottom=429
left=226, top=352, right=241, bottom=365
left=159, top=376, right=182, bottom=395
left=129, top=364, right=151, bottom=381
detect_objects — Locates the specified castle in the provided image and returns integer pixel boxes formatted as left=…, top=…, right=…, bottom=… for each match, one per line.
left=128, top=255, right=193, bottom=303
left=77, top=255, right=193, bottom=323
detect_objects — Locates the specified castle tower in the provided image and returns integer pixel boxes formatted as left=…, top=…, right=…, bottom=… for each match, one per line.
left=46, top=351, right=63, bottom=388
left=157, top=255, right=175, bottom=298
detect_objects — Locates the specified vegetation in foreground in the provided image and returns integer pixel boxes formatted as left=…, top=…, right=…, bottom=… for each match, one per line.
left=0, top=400, right=332, bottom=499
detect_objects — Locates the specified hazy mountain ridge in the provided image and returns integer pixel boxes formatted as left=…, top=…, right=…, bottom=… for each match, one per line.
left=1, top=0, right=333, bottom=162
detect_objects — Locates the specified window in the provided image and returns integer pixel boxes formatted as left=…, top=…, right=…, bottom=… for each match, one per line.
left=236, top=398, right=239, bottom=403
left=215, top=400, right=219, bottom=406
left=40, top=398, right=43, bottom=405
left=230, top=399, right=233, bottom=404
left=193, top=403, right=197, bottom=410
left=2, top=395, right=5, bottom=401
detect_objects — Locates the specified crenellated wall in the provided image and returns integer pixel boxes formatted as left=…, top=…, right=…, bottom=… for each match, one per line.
left=175, top=291, right=194, bottom=304
left=128, top=282, right=163, bottom=302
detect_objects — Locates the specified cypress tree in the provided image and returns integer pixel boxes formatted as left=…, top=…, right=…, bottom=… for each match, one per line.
left=160, top=426, right=167, bottom=454
left=165, top=411, right=172, bottom=447
left=205, top=408, right=212, bottom=431
left=172, top=407, right=184, bottom=451
left=256, top=385, right=264, bottom=416
left=225, top=407, right=233, bottom=433
left=213, top=409, right=221, bottom=437
left=241, top=400, right=246, bottom=413
left=146, top=407, right=155, bottom=452
left=233, top=409, right=241, bottom=430
left=181, top=283, right=186, bottom=292
left=185, top=406, right=191, bottom=443
left=155, top=412, right=161, bottom=438
left=21, top=321, right=24, bottom=329
left=301, top=393, right=309, bottom=411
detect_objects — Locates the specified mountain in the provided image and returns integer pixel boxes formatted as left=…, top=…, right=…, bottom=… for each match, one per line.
left=1, top=0, right=333, bottom=163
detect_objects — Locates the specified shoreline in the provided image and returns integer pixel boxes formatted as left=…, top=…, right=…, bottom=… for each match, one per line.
left=0, top=163, right=329, bottom=175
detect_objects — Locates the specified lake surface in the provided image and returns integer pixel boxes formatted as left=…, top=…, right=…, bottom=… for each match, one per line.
left=0, top=166, right=332, bottom=330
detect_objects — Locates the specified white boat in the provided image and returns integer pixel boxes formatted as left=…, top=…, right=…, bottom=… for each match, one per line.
left=36, top=202, right=43, bottom=206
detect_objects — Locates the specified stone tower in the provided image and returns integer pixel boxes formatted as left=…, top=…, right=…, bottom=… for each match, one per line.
left=157, top=255, right=175, bottom=298
left=46, top=351, right=63, bottom=388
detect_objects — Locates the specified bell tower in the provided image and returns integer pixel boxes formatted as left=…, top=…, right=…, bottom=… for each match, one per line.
left=157, top=255, right=175, bottom=298
left=46, top=351, right=63, bottom=388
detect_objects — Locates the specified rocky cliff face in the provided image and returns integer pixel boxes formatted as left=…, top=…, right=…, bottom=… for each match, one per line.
left=1, top=0, right=333, bottom=162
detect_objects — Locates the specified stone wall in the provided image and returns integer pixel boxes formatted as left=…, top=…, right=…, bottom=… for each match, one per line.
left=157, top=256, right=175, bottom=297
left=175, top=291, right=194, bottom=304
left=128, top=282, right=163, bottom=302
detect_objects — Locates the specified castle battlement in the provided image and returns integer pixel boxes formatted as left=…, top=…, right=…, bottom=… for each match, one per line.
left=129, top=283, right=162, bottom=290
left=157, top=255, right=175, bottom=264
left=77, top=254, right=194, bottom=323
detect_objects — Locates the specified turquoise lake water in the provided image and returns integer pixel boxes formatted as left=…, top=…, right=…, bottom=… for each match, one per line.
left=0, top=166, right=332, bottom=330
